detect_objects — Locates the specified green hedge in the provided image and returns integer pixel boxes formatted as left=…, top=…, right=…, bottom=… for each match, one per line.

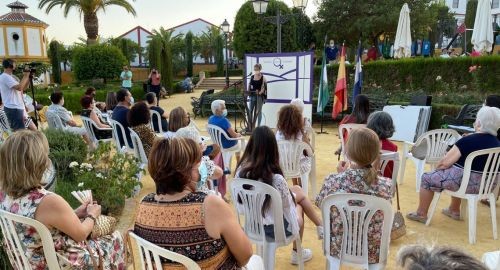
left=314, top=56, right=499, bottom=104
left=33, top=85, right=144, bottom=114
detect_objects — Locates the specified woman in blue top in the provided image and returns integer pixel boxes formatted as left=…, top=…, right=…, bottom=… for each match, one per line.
left=407, top=106, right=500, bottom=223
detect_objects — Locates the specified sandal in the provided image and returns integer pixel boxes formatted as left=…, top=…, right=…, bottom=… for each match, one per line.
left=406, top=212, right=427, bottom=223
left=441, top=208, right=461, bottom=220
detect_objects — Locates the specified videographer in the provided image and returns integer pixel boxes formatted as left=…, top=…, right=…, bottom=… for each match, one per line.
left=0, top=59, right=30, bottom=131
left=148, top=68, right=161, bottom=105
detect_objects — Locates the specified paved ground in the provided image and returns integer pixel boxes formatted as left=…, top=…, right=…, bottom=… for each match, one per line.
left=113, top=88, right=499, bottom=269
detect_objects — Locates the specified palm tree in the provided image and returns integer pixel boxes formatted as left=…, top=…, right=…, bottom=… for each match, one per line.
left=38, top=0, right=137, bottom=44
left=147, top=27, right=183, bottom=88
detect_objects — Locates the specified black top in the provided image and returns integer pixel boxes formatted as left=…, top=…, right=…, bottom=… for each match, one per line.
left=454, top=133, right=500, bottom=172
left=111, top=105, right=132, bottom=148
left=151, top=106, right=168, bottom=132
left=249, top=75, right=264, bottom=94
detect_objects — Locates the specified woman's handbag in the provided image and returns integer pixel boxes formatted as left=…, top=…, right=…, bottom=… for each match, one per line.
left=91, top=215, right=117, bottom=239
left=391, top=182, right=407, bottom=240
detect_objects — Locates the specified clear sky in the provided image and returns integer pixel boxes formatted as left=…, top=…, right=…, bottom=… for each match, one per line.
left=2, top=0, right=318, bottom=44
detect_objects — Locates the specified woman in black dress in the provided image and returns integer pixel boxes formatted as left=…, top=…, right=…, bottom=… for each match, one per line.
left=247, top=63, right=266, bottom=130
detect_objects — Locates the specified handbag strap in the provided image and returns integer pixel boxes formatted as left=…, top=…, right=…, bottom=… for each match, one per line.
left=395, top=181, right=401, bottom=211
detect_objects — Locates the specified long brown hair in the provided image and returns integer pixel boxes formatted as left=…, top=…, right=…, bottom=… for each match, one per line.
left=236, top=126, right=283, bottom=213
left=148, top=137, right=201, bottom=195
left=277, top=105, right=304, bottom=140
left=345, top=127, right=380, bottom=184
left=168, top=107, right=189, bottom=132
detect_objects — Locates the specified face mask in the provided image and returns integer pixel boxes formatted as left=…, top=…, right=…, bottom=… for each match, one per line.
left=197, top=163, right=208, bottom=189
left=130, top=96, right=135, bottom=105
left=222, top=109, right=228, bottom=117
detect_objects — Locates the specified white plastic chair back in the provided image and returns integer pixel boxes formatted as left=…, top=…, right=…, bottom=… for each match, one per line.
left=0, top=110, right=11, bottom=133
left=45, top=110, right=64, bottom=130
left=426, top=147, right=500, bottom=244
left=81, top=116, right=99, bottom=144
left=129, top=128, right=148, bottom=166
left=150, top=110, right=164, bottom=133
left=379, top=151, right=400, bottom=193
left=277, top=140, right=312, bottom=179
left=415, top=129, right=460, bottom=163
left=304, top=126, right=315, bottom=150
left=320, top=193, right=393, bottom=269
left=206, top=124, right=232, bottom=151
left=110, top=119, right=132, bottom=153
left=0, top=209, right=61, bottom=270
left=338, top=124, right=366, bottom=160
left=128, top=232, right=200, bottom=270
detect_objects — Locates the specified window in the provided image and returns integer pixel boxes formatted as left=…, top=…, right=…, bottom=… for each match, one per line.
left=493, top=0, right=499, bottom=9
left=452, top=0, right=459, bottom=9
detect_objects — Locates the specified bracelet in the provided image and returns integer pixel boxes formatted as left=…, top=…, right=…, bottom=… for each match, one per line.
left=85, top=215, right=97, bottom=223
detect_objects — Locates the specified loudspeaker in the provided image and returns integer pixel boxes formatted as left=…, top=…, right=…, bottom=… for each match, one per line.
left=410, top=95, right=432, bottom=106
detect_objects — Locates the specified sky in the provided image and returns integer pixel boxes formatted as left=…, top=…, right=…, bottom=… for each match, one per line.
left=2, top=0, right=319, bottom=44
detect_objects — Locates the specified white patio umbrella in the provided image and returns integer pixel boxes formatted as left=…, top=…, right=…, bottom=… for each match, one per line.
left=471, top=0, right=494, bottom=53
left=394, top=3, right=412, bottom=58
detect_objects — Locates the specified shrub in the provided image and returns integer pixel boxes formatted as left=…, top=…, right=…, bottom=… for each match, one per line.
left=69, top=143, right=143, bottom=215
left=72, top=44, right=127, bottom=83
left=49, top=40, right=62, bottom=84
left=43, top=128, right=88, bottom=180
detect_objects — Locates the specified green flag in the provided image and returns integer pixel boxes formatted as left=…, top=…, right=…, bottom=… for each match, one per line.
left=317, top=48, right=330, bottom=113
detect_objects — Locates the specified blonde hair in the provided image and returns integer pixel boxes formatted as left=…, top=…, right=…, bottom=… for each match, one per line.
left=0, top=130, right=50, bottom=198
left=345, top=127, right=380, bottom=184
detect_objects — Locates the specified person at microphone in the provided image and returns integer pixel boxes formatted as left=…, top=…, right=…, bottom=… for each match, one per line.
left=247, top=63, right=266, bottom=130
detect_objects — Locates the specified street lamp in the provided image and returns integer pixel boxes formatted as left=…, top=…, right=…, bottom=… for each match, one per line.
left=252, top=0, right=307, bottom=53
left=221, top=19, right=231, bottom=88
left=252, top=0, right=269, bottom=15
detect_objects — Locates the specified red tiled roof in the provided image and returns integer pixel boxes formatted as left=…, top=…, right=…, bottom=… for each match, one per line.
left=0, top=12, right=47, bottom=26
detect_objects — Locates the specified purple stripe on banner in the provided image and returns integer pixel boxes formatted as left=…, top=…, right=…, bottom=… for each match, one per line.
left=309, top=54, right=314, bottom=103
left=295, top=55, right=299, bottom=99
left=266, top=99, right=313, bottom=105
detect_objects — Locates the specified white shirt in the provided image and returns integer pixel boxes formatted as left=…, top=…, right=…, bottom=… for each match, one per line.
left=0, top=73, right=24, bottom=110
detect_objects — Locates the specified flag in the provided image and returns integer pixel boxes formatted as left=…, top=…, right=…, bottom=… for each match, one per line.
left=332, top=45, right=347, bottom=119
left=352, top=40, right=363, bottom=104
left=317, top=48, right=330, bottom=113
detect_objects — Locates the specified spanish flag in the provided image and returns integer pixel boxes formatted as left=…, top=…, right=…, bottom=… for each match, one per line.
left=332, top=45, right=348, bottom=119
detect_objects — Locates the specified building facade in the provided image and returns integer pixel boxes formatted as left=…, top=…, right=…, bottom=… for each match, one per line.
left=445, top=0, right=500, bottom=25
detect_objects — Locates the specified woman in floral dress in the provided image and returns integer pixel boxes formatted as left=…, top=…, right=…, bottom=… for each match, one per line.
left=0, top=130, right=125, bottom=270
left=315, top=127, right=392, bottom=264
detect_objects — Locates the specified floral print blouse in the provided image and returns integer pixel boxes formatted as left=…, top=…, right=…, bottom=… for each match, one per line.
left=315, top=169, right=392, bottom=264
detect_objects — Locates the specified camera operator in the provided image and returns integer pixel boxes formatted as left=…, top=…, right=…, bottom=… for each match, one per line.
left=0, top=59, right=31, bottom=131
left=148, top=68, right=161, bottom=105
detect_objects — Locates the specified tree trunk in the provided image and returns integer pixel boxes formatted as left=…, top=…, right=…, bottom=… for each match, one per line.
left=84, top=12, right=99, bottom=44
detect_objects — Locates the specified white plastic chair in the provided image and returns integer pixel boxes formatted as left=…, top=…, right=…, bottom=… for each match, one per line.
left=426, top=147, right=500, bottom=244
left=482, top=250, right=500, bottom=270
left=150, top=110, right=165, bottom=133
left=129, top=128, right=149, bottom=167
left=109, top=119, right=133, bottom=154
left=81, top=116, right=113, bottom=145
left=128, top=232, right=201, bottom=270
left=399, top=129, right=460, bottom=192
left=230, top=178, right=304, bottom=270
left=45, top=110, right=64, bottom=130
left=207, top=124, right=246, bottom=172
left=320, top=193, right=394, bottom=270
left=379, top=151, right=401, bottom=194
left=277, top=140, right=315, bottom=198
left=0, top=109, right=12, bottom=138
left=0, top=209, right=62, bottom=270
left=338, top=124, right=366, bottom=160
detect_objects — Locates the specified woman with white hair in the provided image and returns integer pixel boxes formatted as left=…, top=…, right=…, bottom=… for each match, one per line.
left=290, top=98, right=312, bottom=129
left=407, top=106, right=500, bottom=223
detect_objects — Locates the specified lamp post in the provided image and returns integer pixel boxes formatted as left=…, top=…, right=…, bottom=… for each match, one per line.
left=251, top=0, right=308, bottom=53
left=221, top=19, right=231, bottom=88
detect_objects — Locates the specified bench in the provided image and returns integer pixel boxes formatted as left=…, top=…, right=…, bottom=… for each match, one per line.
left=442, top=104, right=481, bottom=126
left=191, top=89, right=215, bottom=119
left=315, top=96, right=389, bottom=120
left=200, top=94, right=246, bottom=118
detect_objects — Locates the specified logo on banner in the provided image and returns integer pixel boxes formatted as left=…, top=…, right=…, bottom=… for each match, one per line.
left=273, top=58, right=284, bottom=69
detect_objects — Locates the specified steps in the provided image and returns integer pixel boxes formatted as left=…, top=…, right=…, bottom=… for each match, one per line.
left=197, top=77, right=241, bottom=90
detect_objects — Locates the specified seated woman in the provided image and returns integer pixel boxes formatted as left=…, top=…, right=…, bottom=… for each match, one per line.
left=145, top=92, right=168, bottom=133
left=236, top=126, right=323, bottom=265
left=367, top=111, right=397, bottom=178
left=133, top=137, right=253, bottom=268
left=290, top=98, right=312, bottom=129
left=105, top=92, right=118, bottom=112
left=176, top=126, right=223, bottom=192
left=335, top=94, right=371, bottom=155
left=0, top=130, right=125, bottom=269
left=128, top=102, right=157, bottom=157
left=407, top=106, right=500, bottom=222
left=276, top=105, right=313, bottom=186
left=164, top=106, right=189, bottom=138
left=315, top=127, right=392, bottom=265
left=80, top=95, right=112, bottom=140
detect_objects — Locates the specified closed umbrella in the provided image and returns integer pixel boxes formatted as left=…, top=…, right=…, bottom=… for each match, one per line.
left=471, top=0, right=493, bottom=53
left=394, top=3, right=412, bottom=58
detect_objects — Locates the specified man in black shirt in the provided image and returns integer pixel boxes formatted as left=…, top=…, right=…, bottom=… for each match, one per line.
left=112, top=89, right=133, bottom=148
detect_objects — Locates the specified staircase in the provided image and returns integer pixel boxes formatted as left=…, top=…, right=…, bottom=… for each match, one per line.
left=197, top=77, right=242, bottom=90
